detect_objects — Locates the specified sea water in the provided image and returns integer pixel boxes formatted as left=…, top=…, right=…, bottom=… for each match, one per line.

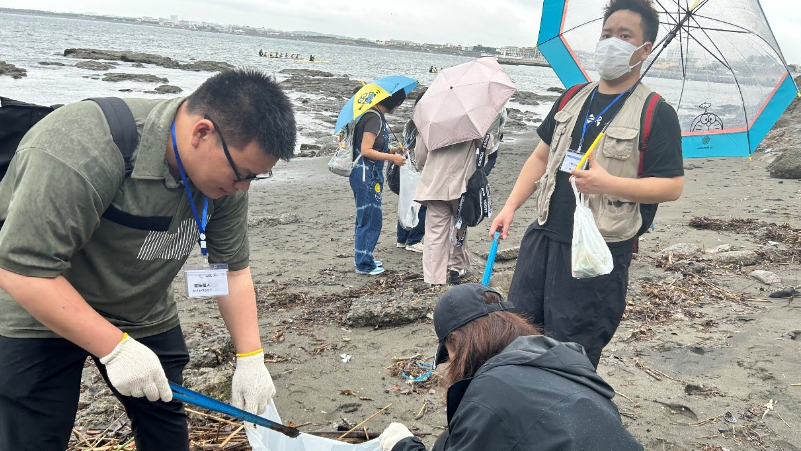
left=0, top=12, right=561, bottom=105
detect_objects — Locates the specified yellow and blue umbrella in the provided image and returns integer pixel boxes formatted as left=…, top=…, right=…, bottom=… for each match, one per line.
left=537, top=0, right=800, bottom=158
left=334, top=75, right=418, bottom=133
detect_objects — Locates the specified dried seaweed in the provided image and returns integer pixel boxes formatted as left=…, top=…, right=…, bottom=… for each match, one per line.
left=689, top=216, right=801, bottom=260
left=626, top=274, right=746, bottom=324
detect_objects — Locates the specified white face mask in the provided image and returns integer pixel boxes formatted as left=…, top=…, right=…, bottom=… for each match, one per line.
left=594, top=37, right=646, bottom=81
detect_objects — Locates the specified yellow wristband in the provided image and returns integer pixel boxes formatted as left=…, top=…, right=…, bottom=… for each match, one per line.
left=120, top=333, right=129, bottom=343
left=236, top=348, right=263, bottom=358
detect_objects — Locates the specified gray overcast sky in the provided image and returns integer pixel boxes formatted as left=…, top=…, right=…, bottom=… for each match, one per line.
left=1, top=0, right=799, bottom=63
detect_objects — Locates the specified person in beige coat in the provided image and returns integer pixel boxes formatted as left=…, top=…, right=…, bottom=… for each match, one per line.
left=414, top=137, right=487, bottom=285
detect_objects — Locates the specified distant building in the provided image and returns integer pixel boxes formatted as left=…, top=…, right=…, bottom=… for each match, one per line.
left=500, top=46, right=521, bottom=58
left=473, top=44, right=498, bottom=55
left=521, top=46, right=544, bottom=60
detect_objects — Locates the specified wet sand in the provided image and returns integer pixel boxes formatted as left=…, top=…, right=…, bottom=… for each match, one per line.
left=71, top=78, right=801, bottom=450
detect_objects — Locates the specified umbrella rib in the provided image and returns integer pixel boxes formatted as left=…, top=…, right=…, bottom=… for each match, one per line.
left=687, top=14, right=752, bottom=151
left=686, top=14, right=731, bottom=69
left=692, top=14, right=788, bottom=66
left=676, top=19, right=689, bottom=114
left=754, top=0, right=791, bottom=66
left=654, top=0, right=682, bottom=26
left=537, top=18, right=602, bottom=46
left=682, top=24, right=748, bottom=34
left=688, top=14, right=751, bottom=34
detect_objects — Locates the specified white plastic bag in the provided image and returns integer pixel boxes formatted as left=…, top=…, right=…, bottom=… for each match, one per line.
left=397, top=161, right=421, bottom=230
left=570, top=179, right=613, bottom=279
left=246, top=401, right=380, bottom=451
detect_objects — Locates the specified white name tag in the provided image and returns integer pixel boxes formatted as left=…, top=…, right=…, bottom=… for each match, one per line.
left=184, top=263, right=229, bottom=297
left=560, top=150, right=583, bottom=173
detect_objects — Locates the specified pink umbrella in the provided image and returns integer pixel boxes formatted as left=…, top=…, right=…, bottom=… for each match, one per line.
left=413, top=57, right=516, bottom=151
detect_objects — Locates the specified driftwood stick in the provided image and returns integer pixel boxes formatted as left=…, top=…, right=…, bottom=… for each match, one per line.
left=70, top=428, right=93, bottom=448
left=186, top=407, right=240, bottom=426
left=218, top=424, right=244, bottom=447
left=614, top=390, right=640, bottom=407
left=338, top=403, right=392, bottom=440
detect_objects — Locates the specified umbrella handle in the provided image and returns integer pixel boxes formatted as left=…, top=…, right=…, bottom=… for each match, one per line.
left=482, top=232, right=501, bottom=286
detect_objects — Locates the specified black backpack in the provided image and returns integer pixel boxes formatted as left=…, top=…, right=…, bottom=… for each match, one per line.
left=0, top=97, right=138, bottom=180
left=452, top=134, right=493, bottom=247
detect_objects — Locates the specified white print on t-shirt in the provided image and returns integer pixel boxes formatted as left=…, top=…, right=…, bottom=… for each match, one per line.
left=137, top=218, right=199, bottom=260
left=587, top=114, right=603, bottom=127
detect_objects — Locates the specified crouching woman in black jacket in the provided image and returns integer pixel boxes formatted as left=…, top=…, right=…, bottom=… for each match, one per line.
left=379, top=283, right=642, bottom=451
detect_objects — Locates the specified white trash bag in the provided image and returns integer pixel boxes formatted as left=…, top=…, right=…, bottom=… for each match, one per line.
left=397, top=161, right=422, bottom=230
left=570, top=179, right=613, bottom=279
left=246, top=401, right=380, bottom=451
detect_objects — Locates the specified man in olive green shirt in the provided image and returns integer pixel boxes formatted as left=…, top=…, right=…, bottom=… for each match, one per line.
left=0, top=69, right=296, bottom=450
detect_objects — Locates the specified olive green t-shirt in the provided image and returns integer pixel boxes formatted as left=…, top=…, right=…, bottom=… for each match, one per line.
left=0, top=97, right=250, bottom=338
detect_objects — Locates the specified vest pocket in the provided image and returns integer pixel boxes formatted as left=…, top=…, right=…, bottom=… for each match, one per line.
left=602, top=126, right=638, bottom=160
left=551, top=110, right=574, bottom=151
left=594, top=194, right=640, bottom=241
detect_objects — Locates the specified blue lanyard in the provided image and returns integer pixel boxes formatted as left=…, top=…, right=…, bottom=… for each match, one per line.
left=577, top=87, right=632, bottom=150
left=170, top=121, right=210, bottom=257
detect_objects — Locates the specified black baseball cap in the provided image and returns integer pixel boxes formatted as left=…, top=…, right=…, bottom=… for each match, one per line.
left=433, top=283, right=515, bottom=368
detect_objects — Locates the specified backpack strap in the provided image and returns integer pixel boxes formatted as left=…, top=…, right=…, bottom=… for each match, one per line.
left=639, top=92, right=663, bottom=153
left=557, top=83, right=591, bottom=112
left=636, top=92, right=663, bottom=175
left=86, top=98, right=139, bottom=176
left=84, top=99, right=165, bottom=230
left=634, top=91, right=665, bottom=251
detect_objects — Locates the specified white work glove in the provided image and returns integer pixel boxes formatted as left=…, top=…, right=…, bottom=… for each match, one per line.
left=379, top=422, right=414, bottom=451
left=99, top=333, right=172, bottom=402
left=231, top=351, right=275, bottom=414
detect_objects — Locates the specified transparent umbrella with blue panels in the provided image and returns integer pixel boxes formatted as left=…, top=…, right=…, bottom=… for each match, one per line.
left=537, top=0, right=800, bottom=157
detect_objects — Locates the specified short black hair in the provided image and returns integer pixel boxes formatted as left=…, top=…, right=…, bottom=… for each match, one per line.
left=603, top=0, right=660, bottom=44
left=185, top=68, right=296, bottom=161
left=378, top=88, right=406, bottom=111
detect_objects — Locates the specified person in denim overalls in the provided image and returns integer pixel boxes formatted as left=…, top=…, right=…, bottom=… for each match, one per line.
left=350, top=90, right=407, bottom=275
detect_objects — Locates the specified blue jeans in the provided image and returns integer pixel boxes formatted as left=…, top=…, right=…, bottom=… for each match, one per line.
left=397, top=205, right=427, bottom=245
left=350, top=161, right=384, bottom=272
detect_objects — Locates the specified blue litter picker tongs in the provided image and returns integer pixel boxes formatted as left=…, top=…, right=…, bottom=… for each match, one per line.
left=482, top=231, right=501, bottom=286
left=170, top=382, right=300, bottom=438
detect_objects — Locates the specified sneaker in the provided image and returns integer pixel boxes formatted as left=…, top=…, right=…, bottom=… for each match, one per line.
left=405, top=242, right=424, bottom=253
left=396, top=243, right=406, bottom=248
left=448, top=268, right=468, bottom=284
left=374, top=260, right=383, bottom=267
left=356, top=267, right=385, bottom=276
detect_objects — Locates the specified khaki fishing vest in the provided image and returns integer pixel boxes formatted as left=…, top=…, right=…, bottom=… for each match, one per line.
left=535, top=82, right=652, bottom=243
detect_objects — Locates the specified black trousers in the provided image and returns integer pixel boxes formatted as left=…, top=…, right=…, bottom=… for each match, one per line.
left=0, top=326, right=190, bottom=451
left=508, top=227, right=631, bottom=367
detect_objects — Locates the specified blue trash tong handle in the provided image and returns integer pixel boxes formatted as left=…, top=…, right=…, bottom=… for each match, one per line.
left=170, top=381, right=300, bottom=438
left=482, top=231, right=501, bottom=286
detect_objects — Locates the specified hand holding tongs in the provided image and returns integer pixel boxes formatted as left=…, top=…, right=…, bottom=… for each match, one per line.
left=170, top=381, right=300, bottom=438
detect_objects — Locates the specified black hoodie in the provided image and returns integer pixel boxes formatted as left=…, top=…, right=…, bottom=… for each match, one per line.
left=393, top=335, right=642, bottom=451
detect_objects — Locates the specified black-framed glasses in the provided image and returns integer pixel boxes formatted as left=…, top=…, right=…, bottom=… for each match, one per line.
left=204, top=114, right=273, bottom=182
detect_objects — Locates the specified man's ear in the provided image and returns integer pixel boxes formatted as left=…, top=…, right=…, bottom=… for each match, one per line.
left=641, top=41, right=654, bottom=61
left=190, top=118, right=214, bottom=149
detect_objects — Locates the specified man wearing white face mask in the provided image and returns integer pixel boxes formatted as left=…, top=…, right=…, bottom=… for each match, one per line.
left=489, top=0, right=684, bottom=368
